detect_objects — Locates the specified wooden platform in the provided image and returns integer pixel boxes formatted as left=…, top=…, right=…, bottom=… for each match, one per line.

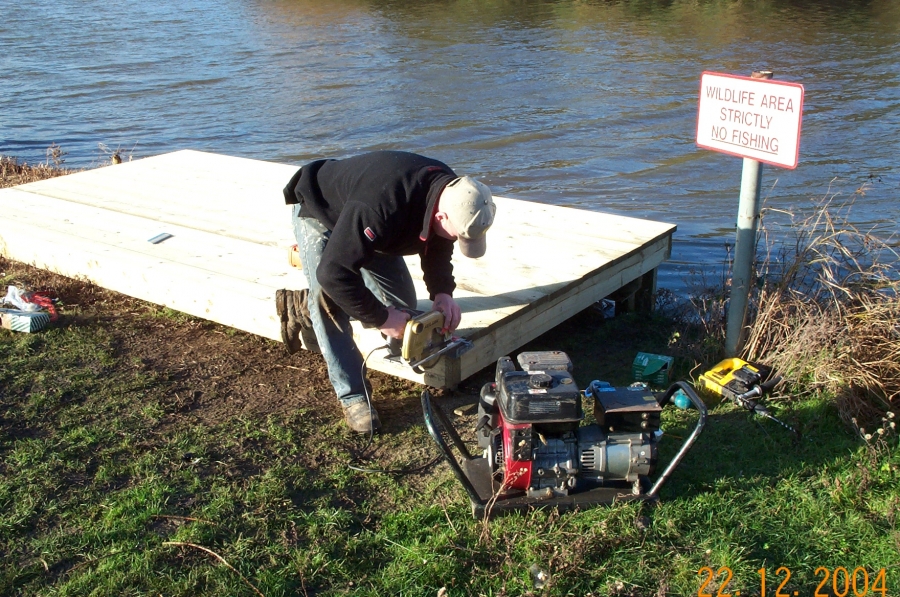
left=0, top=150, right=675, bottom=387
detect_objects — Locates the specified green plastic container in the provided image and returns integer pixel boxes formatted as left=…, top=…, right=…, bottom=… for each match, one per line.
left=632, top=352, right=674, bottom=387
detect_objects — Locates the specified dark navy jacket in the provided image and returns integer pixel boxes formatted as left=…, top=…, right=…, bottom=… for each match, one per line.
left=284, top=151, right=457, bottom=327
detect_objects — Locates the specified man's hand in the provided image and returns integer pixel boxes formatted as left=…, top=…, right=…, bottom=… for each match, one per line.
left=379, top=306, right=411, bottom=340
left=432, top=293, right=461, bottom=333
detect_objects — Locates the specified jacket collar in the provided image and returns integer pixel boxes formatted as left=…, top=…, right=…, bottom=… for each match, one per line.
left=419, top=172, right=456, bottom=241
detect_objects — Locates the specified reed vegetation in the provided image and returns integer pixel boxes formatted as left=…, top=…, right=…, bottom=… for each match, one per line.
left=751, top=192, right=898, bottom=421
left=1, top=142, right=131, bottom=190
left=0, top=148, right=71, bottom=189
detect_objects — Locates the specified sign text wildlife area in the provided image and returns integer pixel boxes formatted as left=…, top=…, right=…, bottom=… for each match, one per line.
left=696, top=72, right=804, bottom=169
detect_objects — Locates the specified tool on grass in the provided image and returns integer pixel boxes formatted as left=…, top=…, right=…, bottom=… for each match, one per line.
left=422, top=351, right=707, bottom=518
left=698, top=358, right=797, bottom=436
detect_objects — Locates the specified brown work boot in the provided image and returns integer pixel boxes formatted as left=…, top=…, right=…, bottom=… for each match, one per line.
left=289, top=289, right=320, bottom=354
left=276, top=289, right=319, bottom=354
left=342, top=402, right=381, bottom=434
left=276, top=289, right=301, bottom=354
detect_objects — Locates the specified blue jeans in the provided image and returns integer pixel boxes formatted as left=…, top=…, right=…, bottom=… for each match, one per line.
left=292, top=204, right=417, bottom=407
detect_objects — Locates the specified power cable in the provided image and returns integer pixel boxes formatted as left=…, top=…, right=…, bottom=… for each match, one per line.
left=345, top=344, right=443, bottom=475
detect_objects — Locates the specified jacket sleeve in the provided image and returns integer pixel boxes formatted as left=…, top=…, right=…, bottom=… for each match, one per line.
left=316, top=202, right=390, bottom=327
left=420, top=237, right=456, bottom=299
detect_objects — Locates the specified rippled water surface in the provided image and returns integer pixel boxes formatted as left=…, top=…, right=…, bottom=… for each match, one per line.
left=2, top=0, right=899, bottom=290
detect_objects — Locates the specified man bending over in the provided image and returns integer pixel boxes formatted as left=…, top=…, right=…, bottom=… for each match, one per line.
left=282, top=151, right=495, bottom=433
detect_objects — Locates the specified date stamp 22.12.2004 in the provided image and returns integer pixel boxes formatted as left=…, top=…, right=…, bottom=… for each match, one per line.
left=697, top=566, right=890, bottom=597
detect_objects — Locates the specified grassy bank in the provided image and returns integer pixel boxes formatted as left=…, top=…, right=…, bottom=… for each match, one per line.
left=1, top=161, right=898, bottom=596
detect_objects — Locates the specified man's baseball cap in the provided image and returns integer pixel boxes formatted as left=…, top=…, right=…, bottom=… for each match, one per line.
left=441, top=176, right=496, bottom=259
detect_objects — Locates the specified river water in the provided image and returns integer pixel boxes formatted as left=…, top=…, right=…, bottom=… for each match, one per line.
left=2, top=0, right=898, bottom=292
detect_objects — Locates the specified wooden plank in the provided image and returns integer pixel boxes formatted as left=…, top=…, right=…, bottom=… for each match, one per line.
left=17, top=151, right=297, bottom=247
left=18, top=150, right=670, bottom=271
left=0, top=189, right=304, bottom=289
left=8, top=155, right=670, bottom=314
left=21, top=154, right=670, bottom=255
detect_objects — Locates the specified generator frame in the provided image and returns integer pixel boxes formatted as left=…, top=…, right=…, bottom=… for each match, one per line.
left=421, top=381, right=707, bottom=518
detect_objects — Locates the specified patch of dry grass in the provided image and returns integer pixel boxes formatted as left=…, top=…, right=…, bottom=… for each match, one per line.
left=740, top=187, right=899, bottom=426
left=0, top=150, right=72, bottom=189
left=1, top=142, right=133, bottom=189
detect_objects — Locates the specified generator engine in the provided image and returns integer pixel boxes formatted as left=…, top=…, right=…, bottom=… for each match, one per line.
left=476, top=351, right=663, bottom=498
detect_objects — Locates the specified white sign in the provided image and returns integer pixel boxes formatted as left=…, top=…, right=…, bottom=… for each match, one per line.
left=696, top=71, right=804, bottom=169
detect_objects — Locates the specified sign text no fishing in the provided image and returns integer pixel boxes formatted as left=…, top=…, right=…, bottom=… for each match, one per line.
left=696, top=71, right=804, bottom=169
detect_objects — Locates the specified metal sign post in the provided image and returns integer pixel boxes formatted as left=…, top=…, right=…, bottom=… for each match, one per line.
left=695, top=70, right=804, bottom=355
left=727, top=151, right=765, bottom=356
